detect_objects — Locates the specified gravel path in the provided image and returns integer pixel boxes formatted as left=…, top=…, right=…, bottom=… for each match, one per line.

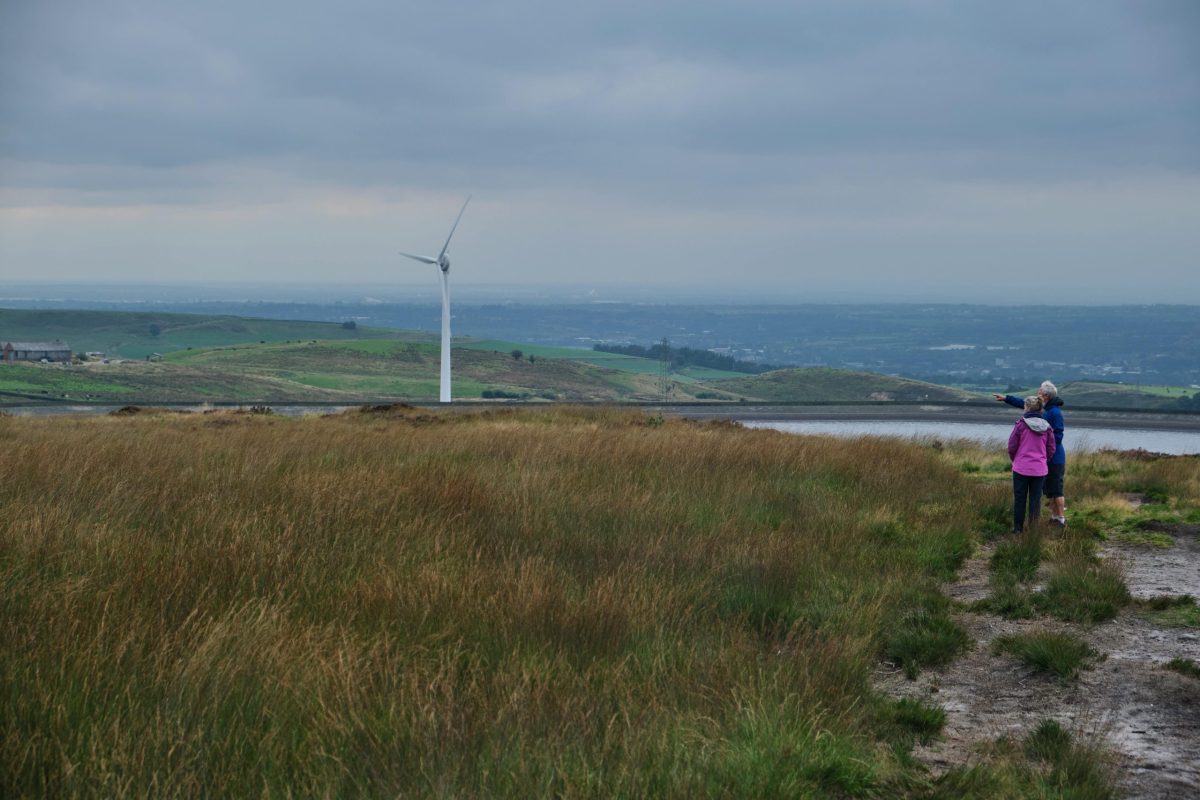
left=878, top=520, right=1200, bottom=799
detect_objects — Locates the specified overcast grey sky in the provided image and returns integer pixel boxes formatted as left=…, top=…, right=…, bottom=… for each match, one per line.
left=2, top=0, right=1198, bottom=302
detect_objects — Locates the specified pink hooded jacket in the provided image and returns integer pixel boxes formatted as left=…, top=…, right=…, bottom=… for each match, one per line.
left=1008, top=414, right=1057, bottom=477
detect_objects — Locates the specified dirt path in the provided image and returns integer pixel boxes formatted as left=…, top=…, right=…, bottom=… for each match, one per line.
left=878, top=526, right=1200, bottom=799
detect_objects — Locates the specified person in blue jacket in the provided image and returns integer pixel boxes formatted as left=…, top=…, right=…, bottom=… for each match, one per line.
left=994, top=381, right=1067, bottom=526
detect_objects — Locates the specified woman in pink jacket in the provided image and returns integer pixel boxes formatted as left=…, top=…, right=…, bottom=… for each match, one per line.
left=1007, top=395, right=1058, bottom=533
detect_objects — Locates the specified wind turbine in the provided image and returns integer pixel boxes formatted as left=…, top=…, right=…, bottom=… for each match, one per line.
left=399, top=197, right=470, bottom=403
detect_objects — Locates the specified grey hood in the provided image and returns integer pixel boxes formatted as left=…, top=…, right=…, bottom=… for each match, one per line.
left=1021, top=417, right=1051, bottom=433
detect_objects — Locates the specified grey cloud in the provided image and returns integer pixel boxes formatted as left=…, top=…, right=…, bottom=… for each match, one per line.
left=3, top=0, right=1197, bottom=193
left=2, top=1, right=1198, bottom=305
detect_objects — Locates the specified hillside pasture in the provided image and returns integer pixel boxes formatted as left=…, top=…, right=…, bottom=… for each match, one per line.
left=710, top=367, right=976, bottom=403
left=1, top=340, right=697, bottom=404
left=0, top=308, right=411, bottom=360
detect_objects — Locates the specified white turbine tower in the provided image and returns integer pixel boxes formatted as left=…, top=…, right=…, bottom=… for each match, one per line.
left=399, top=197, right=470, bottom=403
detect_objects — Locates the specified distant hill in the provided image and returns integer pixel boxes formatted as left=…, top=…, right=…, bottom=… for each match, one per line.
left=1, top=308, right=1064, bottom=406
left=707, top=368, right=977, bottom=403
left=1056, top=381, right=1198, bottom=411
left=0, top=308, right=412, bottom=359
left=0, top=338, right=738, bottom=404
left=164, top=339, right=697, bottom=403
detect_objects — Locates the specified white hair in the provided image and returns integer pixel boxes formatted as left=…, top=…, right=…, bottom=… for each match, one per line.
left=1040, top=381, right=1058, bottom=399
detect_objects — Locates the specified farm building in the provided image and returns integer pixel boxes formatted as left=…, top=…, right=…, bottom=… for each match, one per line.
left=1, top=340, right=73, bottom=363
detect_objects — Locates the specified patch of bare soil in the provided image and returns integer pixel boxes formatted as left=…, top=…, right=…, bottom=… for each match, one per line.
left=1103, top=522, right=1200, bottom=602
left=879, top=532, right=1200, bottom=799
left=943, top=543, right=994, bottom=604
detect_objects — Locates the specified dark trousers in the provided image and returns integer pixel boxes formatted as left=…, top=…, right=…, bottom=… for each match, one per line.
left=1012, top=472, right=1046, bottom=533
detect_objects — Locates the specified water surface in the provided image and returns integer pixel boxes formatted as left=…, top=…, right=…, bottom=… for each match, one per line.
left=742, top=420, right=1200, bottom=455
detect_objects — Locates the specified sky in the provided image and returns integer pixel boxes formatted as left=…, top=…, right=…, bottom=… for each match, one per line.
left=1, top=0, right=1198, bottom=303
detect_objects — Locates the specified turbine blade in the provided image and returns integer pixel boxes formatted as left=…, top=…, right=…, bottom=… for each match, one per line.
left=437, top=196, right=471, bottom=262
left=399, top=251, right=438, bottom=265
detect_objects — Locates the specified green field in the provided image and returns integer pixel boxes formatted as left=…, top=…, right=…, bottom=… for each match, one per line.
left=461, top=340, right=745, bottom=380
left=711, top=367, right=976, bottom=403
left=4, top=309, right=1090, bottom=406
left=1056, top=381, right=1197, bottom=409
left=0, top=339, right=697, bottom=404
left=1003, top=381, right=1198, bottom=411
left=0, top=339, right=994, bottom=406
left=0, top=308, right=415, bottom=360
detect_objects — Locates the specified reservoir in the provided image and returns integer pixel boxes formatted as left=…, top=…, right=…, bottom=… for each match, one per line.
left=742, top=419, right=1200, bottom=456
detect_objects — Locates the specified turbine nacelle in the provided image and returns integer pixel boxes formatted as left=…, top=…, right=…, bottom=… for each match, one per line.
left=439, top=254, right=450, bottom=272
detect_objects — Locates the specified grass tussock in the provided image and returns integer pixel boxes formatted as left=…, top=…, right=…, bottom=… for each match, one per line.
left=1034, top=558, right=1131, bottom=623
left=992, top=631, right=1101, bottom=682
left=990, top=532, right=1043, bottom=584
left=1136, top=595, right=1200, bottom=628
left=2, top=407, right=992, bottom=797
left=927, top=719, right=1117, bottom=800
left=883, top=590, right=972, bottom=679
left=1165, top=657, right=1200, bottom=680
left=885, top=697, right=947, bottom=746
left=971, top=582, right=1038, bottom=620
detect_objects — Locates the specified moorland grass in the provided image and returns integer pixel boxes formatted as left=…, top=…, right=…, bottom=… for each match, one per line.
left=1034, top=558, right=1131, bottom=623
left=886, top=697, right=946, bottom=746
left=2, top=407, right=990, bottom=797
left=992, top=631, right=1100, bottom=682
left=970, top=581, right=1038, bottom=620
left=978, top=527, right=1130, bottom=624
left=1137, top=595, right=1200, bottom=628
left=1165, top=657, right=1200, bottom=679
left=926, top=719, right=1116, bottom=800
left=883, top=590, right=972, bottom=679
left=990, top=532, right=1042, bottom=583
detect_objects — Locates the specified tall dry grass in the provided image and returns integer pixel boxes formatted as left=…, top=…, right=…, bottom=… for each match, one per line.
left=3, top=408, right=990, bottom=796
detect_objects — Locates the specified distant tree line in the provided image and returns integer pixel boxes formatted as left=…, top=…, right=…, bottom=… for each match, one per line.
left=1174, top=392, right=1200, bottom=411
left=593, top=343, right=781, bottom=374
